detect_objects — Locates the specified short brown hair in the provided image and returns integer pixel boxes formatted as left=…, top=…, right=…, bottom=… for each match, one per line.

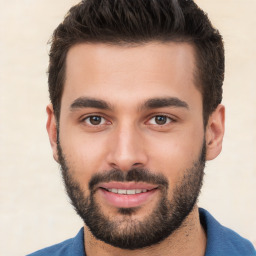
left=48, top=0, right=224, bottom=125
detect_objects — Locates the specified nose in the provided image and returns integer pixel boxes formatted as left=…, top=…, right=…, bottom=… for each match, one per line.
left=106, top=123, right=148, bottom=171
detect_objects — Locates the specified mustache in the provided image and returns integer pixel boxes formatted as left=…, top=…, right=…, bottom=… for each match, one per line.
left=89, top=168, right=169, bottom=191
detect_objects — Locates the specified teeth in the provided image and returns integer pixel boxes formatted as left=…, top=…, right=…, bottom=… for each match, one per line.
left=118, top=189, right=126, bottom=194
left=112, top=188, right=118, bottom=193
left=107, top=188, right=148, bottom=194
left=127, top=190, right=136, bottom=195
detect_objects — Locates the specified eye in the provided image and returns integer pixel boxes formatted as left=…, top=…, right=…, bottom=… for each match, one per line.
left=84, top=116, right=106, bottom=126
left=148, top=115, right=173, bottom=125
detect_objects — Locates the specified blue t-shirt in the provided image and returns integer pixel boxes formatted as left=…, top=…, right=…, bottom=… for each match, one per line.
left=27, top=208, right=256, bottom=256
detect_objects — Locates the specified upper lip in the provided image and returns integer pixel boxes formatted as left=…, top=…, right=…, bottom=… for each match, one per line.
left=97, top=182, right=158, bottom=191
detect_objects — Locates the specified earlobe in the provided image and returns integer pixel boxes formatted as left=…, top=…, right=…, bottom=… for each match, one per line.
left=46, top=104, right=59, bottom=163
left=205, top=104, right=225, bottom=160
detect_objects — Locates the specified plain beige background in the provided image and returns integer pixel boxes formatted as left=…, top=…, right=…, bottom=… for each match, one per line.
left=0, top=1, right=255, bottom=255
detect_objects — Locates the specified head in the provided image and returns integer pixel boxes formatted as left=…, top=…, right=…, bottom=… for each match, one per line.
left=46, top=0, right=225, bottom=250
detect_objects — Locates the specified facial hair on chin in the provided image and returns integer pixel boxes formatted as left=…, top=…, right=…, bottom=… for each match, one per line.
left=57, top=139, right=206, bottom=250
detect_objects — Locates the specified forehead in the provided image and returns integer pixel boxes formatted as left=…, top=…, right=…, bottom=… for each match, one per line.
left=62, top=42, right=201, bottom=110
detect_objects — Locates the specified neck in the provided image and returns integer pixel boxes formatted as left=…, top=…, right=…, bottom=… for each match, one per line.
left=84, top=206, right=207, bottom=256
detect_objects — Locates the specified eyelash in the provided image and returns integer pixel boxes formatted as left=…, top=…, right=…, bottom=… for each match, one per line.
left=147, top=115, right=175, bottom=126
left=81, top=115, right=109, bottom=126
left=80, top=114, right=176, bottom=127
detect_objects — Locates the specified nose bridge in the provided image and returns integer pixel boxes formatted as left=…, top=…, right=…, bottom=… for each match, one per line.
left=107, top=120, right=147, bottom=171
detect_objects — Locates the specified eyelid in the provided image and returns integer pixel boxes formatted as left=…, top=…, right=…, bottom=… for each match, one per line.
left=85, top=116, right=106, bottom=125
left=80, top=113, right=112, bottom=126
left=145, top=113, right=177, bottom=125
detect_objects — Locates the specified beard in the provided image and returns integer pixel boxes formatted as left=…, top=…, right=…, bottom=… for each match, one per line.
left=57, top=140, right=206, bottom=250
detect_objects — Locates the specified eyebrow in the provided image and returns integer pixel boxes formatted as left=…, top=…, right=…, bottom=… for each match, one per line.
left=70, top=96, right=189, bottom=112
left=70, top=97, right=112, bottom=111
left=142, top=97, right=189, bottom=110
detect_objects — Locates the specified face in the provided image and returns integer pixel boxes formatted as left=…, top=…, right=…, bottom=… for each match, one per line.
left=47, top=42, right=224, bottom=249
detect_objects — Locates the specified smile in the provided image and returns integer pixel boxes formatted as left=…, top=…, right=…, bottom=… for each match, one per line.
left=103, top=188, right=149, bottom=194
left=97, top=182, right=159, bottom=208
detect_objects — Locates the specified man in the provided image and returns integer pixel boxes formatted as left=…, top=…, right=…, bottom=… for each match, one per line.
left=28, top=0, right=255, bottom=255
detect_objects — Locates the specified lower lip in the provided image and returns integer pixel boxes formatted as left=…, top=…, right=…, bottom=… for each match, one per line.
left=98, top=188, right=158, bottom=208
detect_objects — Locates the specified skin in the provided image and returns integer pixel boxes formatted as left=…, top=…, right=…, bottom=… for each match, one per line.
left=47, top=42, right=225, bottom=256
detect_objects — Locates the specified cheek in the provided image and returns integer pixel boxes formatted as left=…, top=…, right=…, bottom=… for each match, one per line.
left=147, top=127, right=204, bottom=182
left=59, top=129, right=110, bottom=185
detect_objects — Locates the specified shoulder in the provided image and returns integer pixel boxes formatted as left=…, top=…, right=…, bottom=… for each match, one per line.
left=27, top=238, right=73, bottom=256
left=199, top=208, right=256, bottom=256
left=26, top=228, right=85, bottom=256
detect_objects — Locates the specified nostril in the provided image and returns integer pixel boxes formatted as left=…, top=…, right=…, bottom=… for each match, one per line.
left=132, top=163, right=143, bottom=167
left=110, top=163, right=119, bottom=169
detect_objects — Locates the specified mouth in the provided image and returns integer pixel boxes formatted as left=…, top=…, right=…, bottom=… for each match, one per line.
left=102, top=188, right=150, bottom=194
left=97, top=182, right=159, bottom=208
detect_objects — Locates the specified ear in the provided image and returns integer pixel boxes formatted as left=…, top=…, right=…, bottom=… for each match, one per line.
left=205, top=104, right=225, bottom=160
left=46, top=104, right=59, bottom=163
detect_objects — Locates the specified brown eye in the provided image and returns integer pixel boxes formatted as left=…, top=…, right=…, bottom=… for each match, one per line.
left=148, top=115, right=172, bottom=125
left=85, top=116, right=104, bottom=125
left=155, top=116, right=167, bottom=125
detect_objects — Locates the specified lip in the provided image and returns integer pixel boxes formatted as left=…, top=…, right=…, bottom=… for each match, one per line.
left=97, top=182, right=159, bottom=208
left=98, top=182, right=158, bottom=190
